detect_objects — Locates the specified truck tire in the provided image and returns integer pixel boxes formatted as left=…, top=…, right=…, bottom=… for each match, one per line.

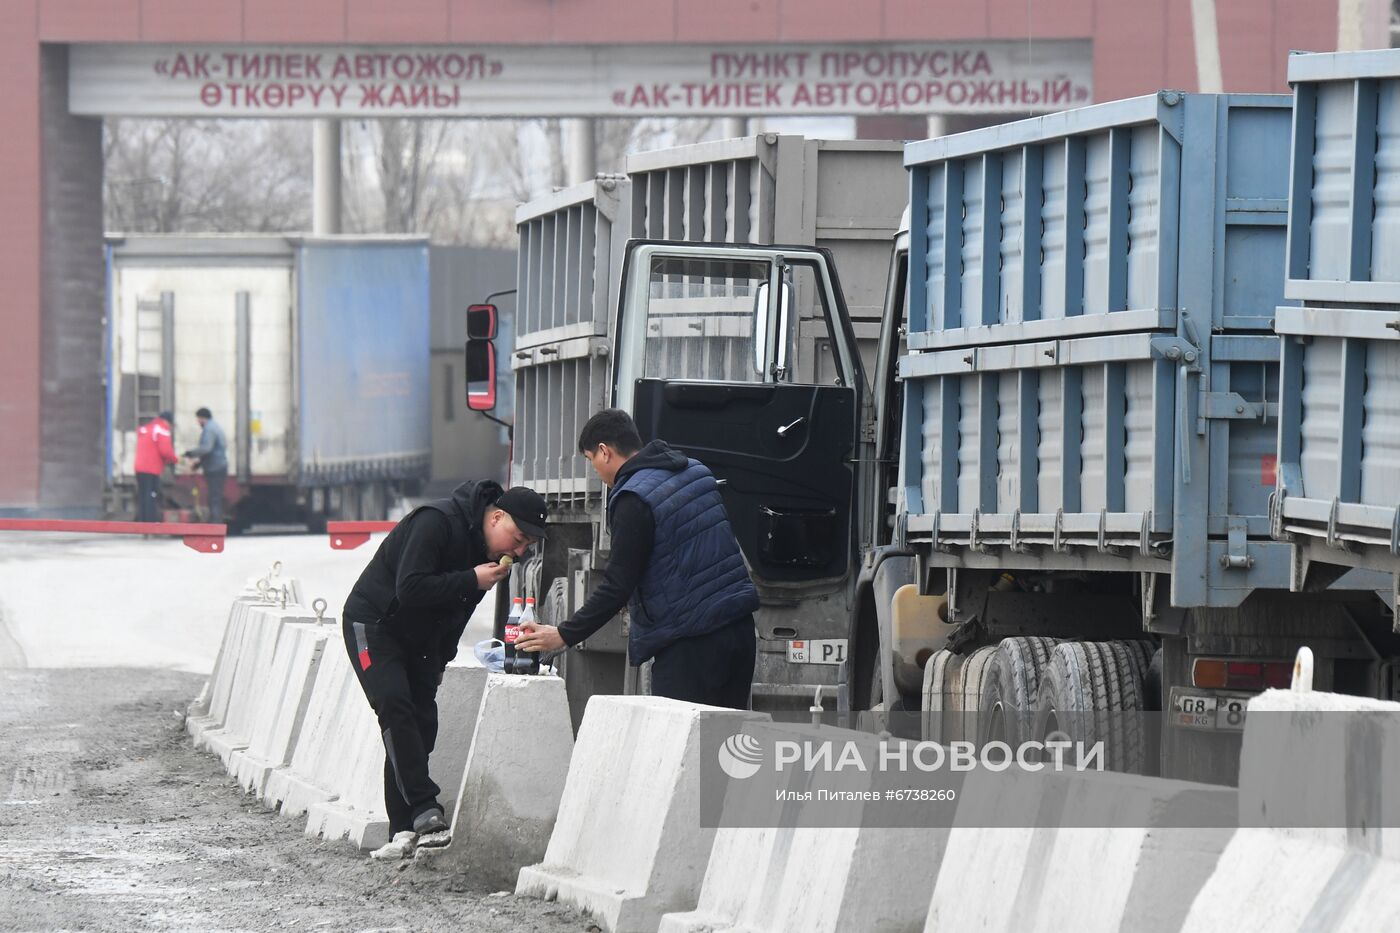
left=922, top=648, right=952, bottom=742
left=978, top=636, right=1058, bottom=747
left=933, top=645, right=997, bottom=743
left=1033, top=640, right=1147, bottom=773
left=1120, top=639, right=1159, bottom=712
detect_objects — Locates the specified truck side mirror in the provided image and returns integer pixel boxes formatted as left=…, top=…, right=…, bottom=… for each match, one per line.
left=751, top=280, right=791, bottom=380
left=465, top=303, right=498, bottom=411
left=753, top=283, right=770, bottom=376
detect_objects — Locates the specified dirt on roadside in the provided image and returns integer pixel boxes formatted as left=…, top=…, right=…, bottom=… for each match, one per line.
left=0, top=668, right=592, bottom=933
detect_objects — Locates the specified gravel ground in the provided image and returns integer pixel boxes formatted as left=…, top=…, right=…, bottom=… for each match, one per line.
left=0, top=667, right=591, bottom=933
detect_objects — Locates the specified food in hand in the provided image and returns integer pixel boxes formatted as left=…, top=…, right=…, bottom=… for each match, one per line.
left=499, top=555, right=514, bottom=568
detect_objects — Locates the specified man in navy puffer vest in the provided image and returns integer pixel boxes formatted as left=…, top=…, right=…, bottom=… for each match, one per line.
left=517, top=409, right=760, bottom=708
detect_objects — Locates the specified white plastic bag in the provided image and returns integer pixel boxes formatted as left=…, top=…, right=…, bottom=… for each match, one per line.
left=472, top=638, right=505, bottom=672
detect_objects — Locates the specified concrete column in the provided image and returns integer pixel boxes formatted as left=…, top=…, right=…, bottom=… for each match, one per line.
left=1189, top=0, right=1223, bottom=93
left=566, top=118, right=596, bottom=186
left=39, top=44, right=104, bottom=515
left=719, top=117, right=749, bottom=139
left=312, top=119, right=342, bottom=235
left=926, top=115, right=949, bottom=139
left=1336, top=0, right=1390, bottom=51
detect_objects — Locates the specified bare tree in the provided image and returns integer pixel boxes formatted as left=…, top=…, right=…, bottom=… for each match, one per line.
left=342, top=118, right=521, bottom=245
left=596, top=117, right=719, bottom=172
left=104, top=119, right=312, bottom=233
left=104, top=114, right=725, bottom=244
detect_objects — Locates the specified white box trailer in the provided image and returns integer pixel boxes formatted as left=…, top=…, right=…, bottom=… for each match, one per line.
left=106, top=234, right=431, bottom=528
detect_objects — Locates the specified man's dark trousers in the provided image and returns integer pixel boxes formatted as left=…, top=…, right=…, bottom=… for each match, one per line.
left=135, top=473, right=161, bottom=522
left=343, top=618, right=442, bottom=834
left=204, top=468, right=227, bottom=523
left=649, top=616, right=756, bottom=709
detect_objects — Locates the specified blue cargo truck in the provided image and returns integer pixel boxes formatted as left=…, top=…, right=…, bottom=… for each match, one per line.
left=1272, top=48, right=1400, bottom=628
left=105, top=235, right=431, bottom=530
left=575, top=90, right=1398, bottom=782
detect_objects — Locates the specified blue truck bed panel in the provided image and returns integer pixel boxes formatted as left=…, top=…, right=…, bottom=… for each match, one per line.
left=1274, top=49, right=1400, bottom=587
left=899, top=93, right=1296, bottom=608
left=296, top=241, right=431, bottom=485
left=1284, top=47, right=1400, bottom=304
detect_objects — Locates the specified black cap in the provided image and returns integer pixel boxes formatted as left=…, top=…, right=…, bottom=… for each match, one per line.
left=496, top=486, right=549, bottom=539
left=158, top=410, right=173, bottom=422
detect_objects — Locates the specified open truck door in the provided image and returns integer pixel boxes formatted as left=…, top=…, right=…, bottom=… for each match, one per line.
left=611, top=241, right=871, bottom=706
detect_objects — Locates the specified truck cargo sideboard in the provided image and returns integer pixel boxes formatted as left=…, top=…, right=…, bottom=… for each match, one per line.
left=898, top=92, right=1295, bottom=610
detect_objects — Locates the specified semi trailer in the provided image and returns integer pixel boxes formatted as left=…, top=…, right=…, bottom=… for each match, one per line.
left=106, top=234, right=431, bottom=530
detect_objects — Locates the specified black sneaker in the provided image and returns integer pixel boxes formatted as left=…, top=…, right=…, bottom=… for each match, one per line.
left=412, top=807, right=450, bottom=846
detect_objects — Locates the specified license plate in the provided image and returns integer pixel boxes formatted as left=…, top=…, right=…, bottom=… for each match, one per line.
left=787, top=639, right=847, bottom=665
left=1171, top=689, right=1249, bottom=732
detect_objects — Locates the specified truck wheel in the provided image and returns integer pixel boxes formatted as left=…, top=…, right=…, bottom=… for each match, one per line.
left=978, top=636, right=1057, bottom=747
left=1034, top=641, right=1147, bottom=773
left=1118, top=639, right=1160, bottom=712
left=930, top=645, right=997, bottom=743
left=922, top=649, right=952, bottom=742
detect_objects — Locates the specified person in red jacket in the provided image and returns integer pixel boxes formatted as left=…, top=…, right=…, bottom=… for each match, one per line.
left=134, top=411, right=178, bottom=522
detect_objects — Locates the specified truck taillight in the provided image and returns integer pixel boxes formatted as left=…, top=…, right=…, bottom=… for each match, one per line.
left=1191, top=658, right=1293, bottom=691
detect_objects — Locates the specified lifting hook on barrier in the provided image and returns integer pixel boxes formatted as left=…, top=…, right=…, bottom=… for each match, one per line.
left=312, top=598, right=329, bottom=626
left=1291, top=646, right=1314, bottom=692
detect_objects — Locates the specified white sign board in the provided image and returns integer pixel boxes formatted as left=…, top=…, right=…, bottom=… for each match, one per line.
left=70, top=42, right=1092, bottom=118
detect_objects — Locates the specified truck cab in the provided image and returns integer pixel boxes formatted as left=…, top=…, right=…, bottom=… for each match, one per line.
left=607, top=222, right=916, bottom=713
left=611, top=240, right=870, bottom=708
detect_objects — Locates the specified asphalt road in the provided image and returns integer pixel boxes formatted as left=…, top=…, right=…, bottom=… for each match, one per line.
left=0, top=533, right=569, bottom=933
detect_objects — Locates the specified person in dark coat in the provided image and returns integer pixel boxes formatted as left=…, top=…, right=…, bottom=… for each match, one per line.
left=182, top=407, right=228, bottom=523
left=516, top=409, right=759, bottom=709
left=342, top=479, right=548, bottom=859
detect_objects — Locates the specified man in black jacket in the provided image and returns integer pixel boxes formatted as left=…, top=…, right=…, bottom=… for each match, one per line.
left=342, top=479, right=547, bottom=859
left=517, top=409, right=758, bottom=709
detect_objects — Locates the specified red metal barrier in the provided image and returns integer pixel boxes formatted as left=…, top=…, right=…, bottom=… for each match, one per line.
left=326, top=520, right=398, bottom=550
left=0, top=519, right=227, bottom=553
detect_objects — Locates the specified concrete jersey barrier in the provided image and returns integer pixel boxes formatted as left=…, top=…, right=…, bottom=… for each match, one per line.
left=304, top=661, right=488, bottom=851
left=1238, top=687, right=1400, bottom=854
left=229, top=618, right=333, bottom=796
left=186, top=594, right=262, bottom=740
left=198, top=605, right=316, bottom=766
left=263, top=640, right=366, bottom=816
left=430, top=673, right=575, bottom=889
left=925, top=767, right=1236, bottom=933
left=1180, top=828, right=1400, bottom=932
left=660, top=721, right=947, bottom=933
left=516, top=695, right=766, bottom=933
